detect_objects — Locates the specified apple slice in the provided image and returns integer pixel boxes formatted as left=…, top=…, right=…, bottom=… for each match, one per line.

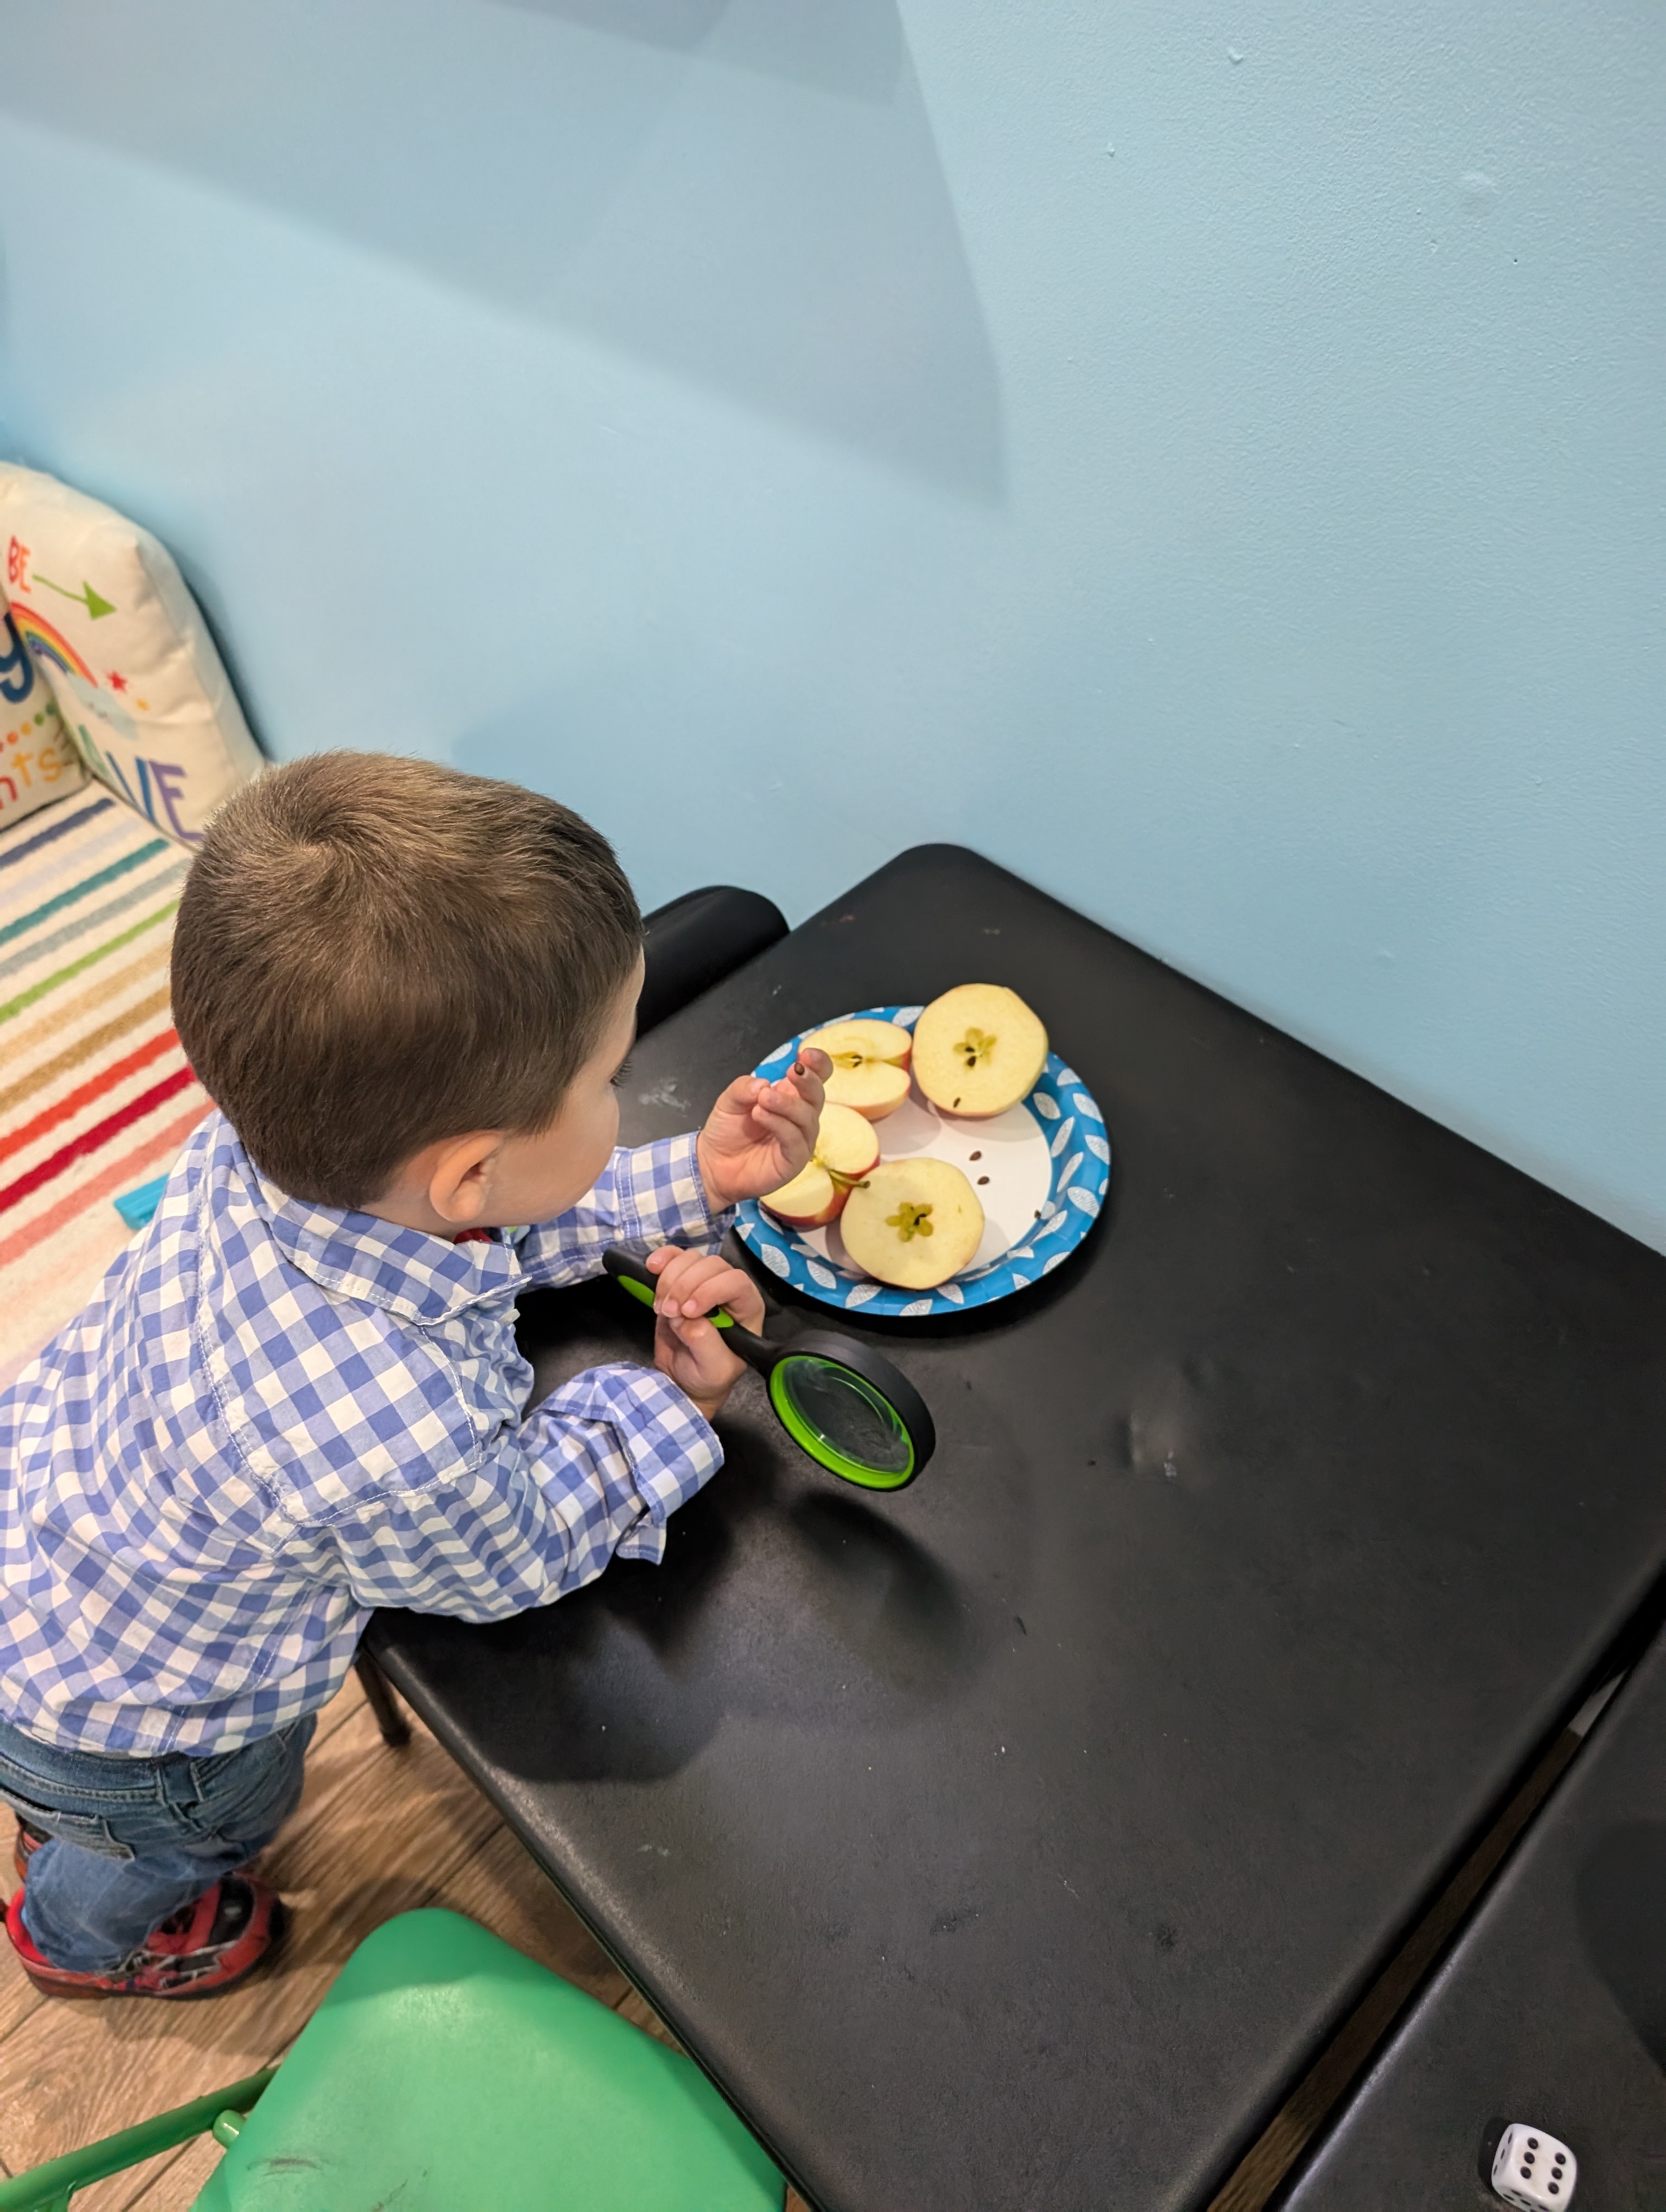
left=801, top=1018, right=913, bottom=1122
left=760, top=1102, right=881, bottom=1229
left=912, top=984, right=1048, bottom=1119
left=840, top=1159, right=984, bottom=1290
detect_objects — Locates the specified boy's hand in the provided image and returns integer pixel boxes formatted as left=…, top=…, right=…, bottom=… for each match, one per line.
left=646, top=1245, right=767, bottom=1424
left=696, top=1049, right=830, bottom=1211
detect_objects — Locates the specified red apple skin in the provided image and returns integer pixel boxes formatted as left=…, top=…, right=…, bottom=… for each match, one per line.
left=843, top=1132, right=883, bottom=1180
left=761, top=1186, right=849, bottom=1230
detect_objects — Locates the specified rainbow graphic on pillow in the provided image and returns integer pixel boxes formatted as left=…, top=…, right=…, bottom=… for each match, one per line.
left=9, top=602, right=98, bottom=688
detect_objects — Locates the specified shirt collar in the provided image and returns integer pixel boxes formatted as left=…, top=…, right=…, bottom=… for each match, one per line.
left=236, top=1138, right=527, bottom=1326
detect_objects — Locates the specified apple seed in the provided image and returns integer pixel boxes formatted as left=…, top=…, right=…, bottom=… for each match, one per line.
left=954, top=1026, right=996, bottom=1069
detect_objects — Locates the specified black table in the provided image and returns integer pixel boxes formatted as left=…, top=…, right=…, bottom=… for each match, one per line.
left=1283, top=1630, right=1666, bottom=2212
left=371, top=844, right=1666, bottom=2212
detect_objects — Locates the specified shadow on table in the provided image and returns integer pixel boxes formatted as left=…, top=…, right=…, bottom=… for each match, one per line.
left=377, top=1280, right=1016, bottom=1787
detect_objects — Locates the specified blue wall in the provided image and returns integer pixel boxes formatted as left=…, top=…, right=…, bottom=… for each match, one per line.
left=2, top=0, right=1661, bottom=1249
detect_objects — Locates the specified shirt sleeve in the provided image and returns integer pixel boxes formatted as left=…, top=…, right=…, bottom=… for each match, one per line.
left=313, top=1361, right=722, bottom=1619
left=514, top=1133, right=733, bottom=1289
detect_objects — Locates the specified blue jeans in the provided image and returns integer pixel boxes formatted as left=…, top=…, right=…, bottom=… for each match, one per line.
left=0, top=1713, right=315, bottom=1972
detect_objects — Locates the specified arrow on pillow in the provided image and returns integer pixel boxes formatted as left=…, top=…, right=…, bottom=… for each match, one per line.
left=33, top=574, right=117, bottom=619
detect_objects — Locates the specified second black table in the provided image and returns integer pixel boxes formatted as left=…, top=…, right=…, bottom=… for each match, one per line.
left=1284, top=1628, right=1666, bottom=2211
left=372, top=844, right=1666, bottom=2211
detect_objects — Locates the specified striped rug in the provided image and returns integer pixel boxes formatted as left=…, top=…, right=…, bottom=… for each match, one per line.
left=0, top=787, right=211, bottom=1387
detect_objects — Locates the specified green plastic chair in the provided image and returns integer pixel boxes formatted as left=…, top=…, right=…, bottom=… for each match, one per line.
left=0, top=1911, right=786, bottom=2212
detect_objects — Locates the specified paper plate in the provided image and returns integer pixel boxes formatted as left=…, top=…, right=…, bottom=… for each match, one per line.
left=734, top=1004, right=1111, bottom=1320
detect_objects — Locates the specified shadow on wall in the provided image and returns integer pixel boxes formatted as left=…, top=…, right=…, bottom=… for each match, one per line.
left=500, top=0, right=906, bottom=100
left=0, top=0, right=1003, bottom=498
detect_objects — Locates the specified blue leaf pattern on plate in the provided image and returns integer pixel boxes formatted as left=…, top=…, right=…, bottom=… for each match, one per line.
left=734, top=1004, right=1112, bottom=1319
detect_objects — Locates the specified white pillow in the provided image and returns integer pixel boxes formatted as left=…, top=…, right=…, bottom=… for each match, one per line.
left=0, top=464, right=262, bottom=846
left=0, top=589, right=88, bottom=832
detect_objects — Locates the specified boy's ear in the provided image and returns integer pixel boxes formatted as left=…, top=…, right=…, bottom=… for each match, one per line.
left=423, top=1131, right=505, bottom=1227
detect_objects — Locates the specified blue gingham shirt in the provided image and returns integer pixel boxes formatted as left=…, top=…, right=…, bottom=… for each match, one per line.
left=0, top=1111, right=731, bottom=1756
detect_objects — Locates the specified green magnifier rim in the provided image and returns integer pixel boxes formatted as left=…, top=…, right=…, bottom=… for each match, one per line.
left=768, top=1358, right=915, bottom=1490
left=764, top=1328, right=935, bottom=1490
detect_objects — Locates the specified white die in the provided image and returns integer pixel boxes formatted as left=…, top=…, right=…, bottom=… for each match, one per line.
left=1491, top=2123, right=1577, bottom=2207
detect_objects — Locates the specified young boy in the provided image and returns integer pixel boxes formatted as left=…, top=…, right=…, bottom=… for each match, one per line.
left=0, top=753, right=826, bottom=1998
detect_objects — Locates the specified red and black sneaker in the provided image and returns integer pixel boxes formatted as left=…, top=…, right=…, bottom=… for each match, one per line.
left=5, top=1874, right=286, bottom=1999
left=12, top=1819, right=48, bottom=1882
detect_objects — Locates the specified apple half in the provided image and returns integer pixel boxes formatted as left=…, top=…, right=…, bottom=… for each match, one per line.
left=800, top=1018, right=913, bottom=1122
left=760, top=1101, right=882, bottom=1229
left=912, top=983, right=1048, bottom=1119
left=840, top=1158, right=985, bottom=1290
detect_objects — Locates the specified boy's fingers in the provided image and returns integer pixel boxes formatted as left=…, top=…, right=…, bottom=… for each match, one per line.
left=651, top=1251, right=732, bottom=1314
left=788, top=1059, right=827, bottom=1110
left=665, top=1271, right=727, bottom=1316
left=677, top=1268, right=751, bottom=1316
left=756, top=1086, right=817, bottom=1124
left=648, top=1250, right=765, bottom=1332
left=767, top=1081, right=819, bottom=1122
left=752, top=1103, right=816, bottom=1147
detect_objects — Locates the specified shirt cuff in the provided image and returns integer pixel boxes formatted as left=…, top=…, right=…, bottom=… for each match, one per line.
left=615, top=1130, right=734, bottom=1253
left=541, top=1358, right=723, bottom=1564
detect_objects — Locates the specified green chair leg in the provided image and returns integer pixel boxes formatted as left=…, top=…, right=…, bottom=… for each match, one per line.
left=0, top=2071, right=273, bottom=2212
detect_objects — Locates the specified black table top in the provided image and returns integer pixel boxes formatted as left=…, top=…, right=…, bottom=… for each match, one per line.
left=1283, top=1629, right=1666, bottom=2212
left=371, top=844, right=1666, bottom=2212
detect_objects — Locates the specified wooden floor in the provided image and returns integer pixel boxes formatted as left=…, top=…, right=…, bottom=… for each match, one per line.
left=0, top=1671, right=807, bottom=2209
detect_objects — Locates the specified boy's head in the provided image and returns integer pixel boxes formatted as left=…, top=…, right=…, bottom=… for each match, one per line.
left=174, top=753, right=643, bottom=1218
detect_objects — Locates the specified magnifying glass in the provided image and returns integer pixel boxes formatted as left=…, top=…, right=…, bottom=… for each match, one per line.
left=603, top=1246, right=935, bottom=1490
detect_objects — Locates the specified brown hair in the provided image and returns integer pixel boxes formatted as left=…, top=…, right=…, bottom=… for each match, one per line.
left=172, top=753, right=642, bottom=1207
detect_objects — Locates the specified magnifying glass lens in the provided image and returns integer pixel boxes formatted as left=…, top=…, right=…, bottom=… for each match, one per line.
left=770, top=1356, right=914, bottom=1482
